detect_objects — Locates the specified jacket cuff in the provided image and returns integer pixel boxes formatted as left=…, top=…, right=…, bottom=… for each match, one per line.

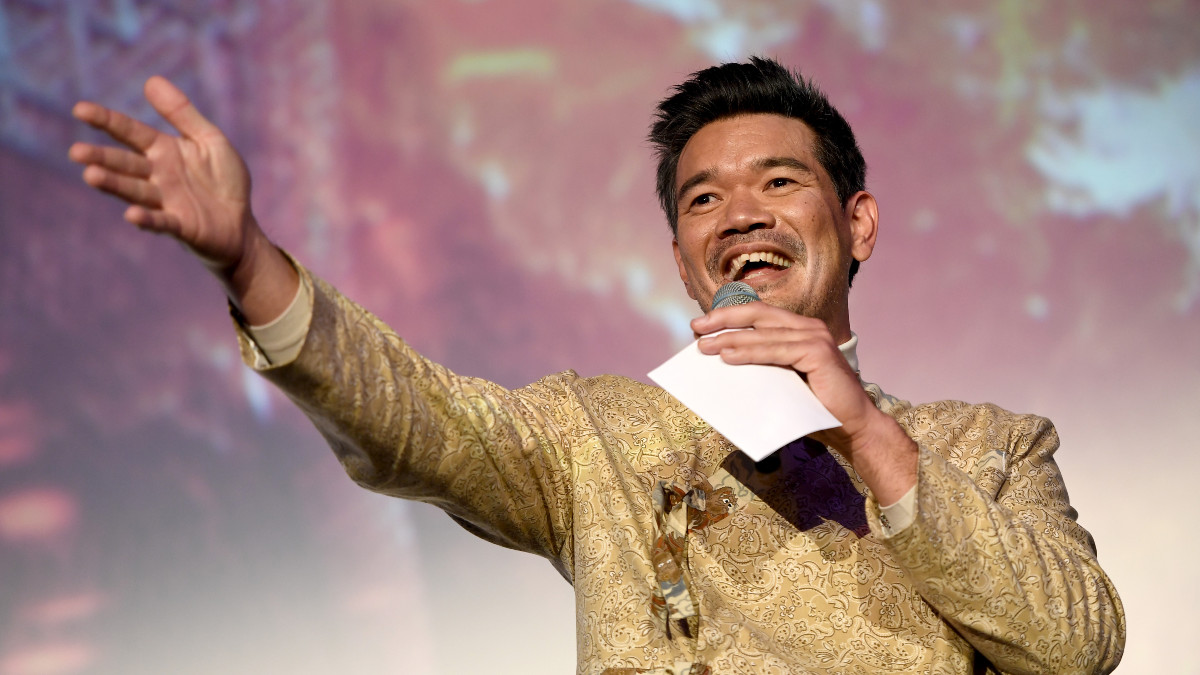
left=232, top=252, right=314, bottom=370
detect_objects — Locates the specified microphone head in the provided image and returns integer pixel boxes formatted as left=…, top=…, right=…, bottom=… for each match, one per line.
left=710, top=281, right=760, bottom=311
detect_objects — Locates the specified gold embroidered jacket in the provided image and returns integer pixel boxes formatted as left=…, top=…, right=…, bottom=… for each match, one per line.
left=240, top=269, right=1125, bottom=674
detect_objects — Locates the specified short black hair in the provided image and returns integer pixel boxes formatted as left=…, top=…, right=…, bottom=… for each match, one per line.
left=649, top=57, right=867, bottom=283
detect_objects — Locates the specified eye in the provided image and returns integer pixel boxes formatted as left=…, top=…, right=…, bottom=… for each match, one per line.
left=691, top=193, right=715, bottom=207
left=767, top=177, right=793, bottom=189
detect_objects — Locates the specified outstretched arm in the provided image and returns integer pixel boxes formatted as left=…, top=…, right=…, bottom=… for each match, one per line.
left=69, top=76, right=297, bottom=324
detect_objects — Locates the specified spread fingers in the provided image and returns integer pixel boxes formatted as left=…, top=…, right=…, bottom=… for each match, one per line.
left=68, top=142, right=152, bottom=178
left=123, top=205, right=181, bottom=234
left=143, top=76, right=222, bottom=141
left=81, top=165, right=163, bottom=208
left=72, top=101, right=160, bottom=152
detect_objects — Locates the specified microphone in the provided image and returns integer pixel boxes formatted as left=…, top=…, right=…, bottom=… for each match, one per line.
left=710, top=281, right=759, bottom=310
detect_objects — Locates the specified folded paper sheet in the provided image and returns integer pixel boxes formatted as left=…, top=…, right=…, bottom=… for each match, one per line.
left=648, top=338, right=841, bottom=461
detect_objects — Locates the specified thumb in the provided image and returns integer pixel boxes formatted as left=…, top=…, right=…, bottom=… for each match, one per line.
left=143, top=75, right=221, bottom=141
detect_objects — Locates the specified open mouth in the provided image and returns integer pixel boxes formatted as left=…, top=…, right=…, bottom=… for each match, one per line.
left=726, top=251, right=793, bottom=281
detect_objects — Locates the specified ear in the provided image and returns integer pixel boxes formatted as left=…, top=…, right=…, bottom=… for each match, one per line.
left=846, top=191, right=879, bottom=263
left=672, top=238, right=697, bottom=300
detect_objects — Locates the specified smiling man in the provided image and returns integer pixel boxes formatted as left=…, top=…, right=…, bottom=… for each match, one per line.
left=665, top=106, right=917, bottom=509
left=70, top=57, right=1124, bottom=673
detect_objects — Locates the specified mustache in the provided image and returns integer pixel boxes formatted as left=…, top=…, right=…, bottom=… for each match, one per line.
left=704, top=232, right=807, bottom=280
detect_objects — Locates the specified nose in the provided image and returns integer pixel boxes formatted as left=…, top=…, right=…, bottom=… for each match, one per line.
left=720, top=187, right=775, bottom=237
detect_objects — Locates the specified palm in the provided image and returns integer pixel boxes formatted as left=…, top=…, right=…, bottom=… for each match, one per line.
left=70, top=76, right=253, bottom=270
left=151, top=129, right=251, bottom=264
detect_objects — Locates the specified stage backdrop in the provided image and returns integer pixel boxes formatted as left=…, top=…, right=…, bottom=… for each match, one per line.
left=1, top=1, right=1197, bottom=673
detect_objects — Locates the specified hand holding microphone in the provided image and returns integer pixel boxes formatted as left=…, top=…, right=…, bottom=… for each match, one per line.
left=688, top=284, right=917, bottom=501
left=648, top=281, right=840, bottom=460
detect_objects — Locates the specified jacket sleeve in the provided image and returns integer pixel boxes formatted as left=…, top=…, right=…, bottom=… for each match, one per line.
left=868, top=403, right=1125, bottom=674
left=236, top=266, right=577, bottom=575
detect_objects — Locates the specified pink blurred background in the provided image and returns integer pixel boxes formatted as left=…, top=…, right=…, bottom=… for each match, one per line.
left=1, top=1, right=1197, bottom=672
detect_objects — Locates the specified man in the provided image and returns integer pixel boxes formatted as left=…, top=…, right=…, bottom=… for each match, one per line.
left=69, top=58, right=1124, bottom=673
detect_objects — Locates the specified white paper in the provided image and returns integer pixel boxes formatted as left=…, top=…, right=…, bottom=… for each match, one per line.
left=647, top=337, right=841, bottom=461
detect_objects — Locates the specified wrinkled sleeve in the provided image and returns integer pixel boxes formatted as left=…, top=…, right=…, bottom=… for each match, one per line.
left=236, top=265, right=577, bottom=575
left=866, top=407, right=1125, bottom=674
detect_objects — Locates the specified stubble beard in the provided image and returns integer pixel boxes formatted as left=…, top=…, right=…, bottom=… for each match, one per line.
left=701, top=231, right=811, bottom=312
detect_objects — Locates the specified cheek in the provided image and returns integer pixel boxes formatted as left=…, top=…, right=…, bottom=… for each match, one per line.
left=677, top=235, right=708, bottom=272
left=809, top=243, right=852, bottom=295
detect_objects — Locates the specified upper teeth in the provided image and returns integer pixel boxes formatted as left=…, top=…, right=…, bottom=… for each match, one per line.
left=728, top=251, right=792, bottom=280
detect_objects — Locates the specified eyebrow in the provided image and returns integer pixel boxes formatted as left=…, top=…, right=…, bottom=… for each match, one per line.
left=675, top=156, right=817, bottom=203
left=755, top=156, right=816, bottom=175
left=676, top=169, right=715, bottom=204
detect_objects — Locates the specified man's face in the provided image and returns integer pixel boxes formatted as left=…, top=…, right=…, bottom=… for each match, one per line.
left=671, top=113, right=877, bottom=341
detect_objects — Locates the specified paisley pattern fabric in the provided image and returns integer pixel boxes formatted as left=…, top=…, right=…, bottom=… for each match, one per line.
left=239, top=267, right=1125, bottom=674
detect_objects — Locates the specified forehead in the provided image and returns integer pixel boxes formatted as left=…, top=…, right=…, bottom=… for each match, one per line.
left=676, top=113, right=820, bottom=188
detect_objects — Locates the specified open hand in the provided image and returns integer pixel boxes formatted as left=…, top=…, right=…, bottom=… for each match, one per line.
left=68, top=76, right=296, bottom=323
left=68, top=76, right=255, bottom=272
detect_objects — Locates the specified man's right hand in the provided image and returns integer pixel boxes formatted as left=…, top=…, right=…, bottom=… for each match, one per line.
left=69, top=76, right=298, bottom=324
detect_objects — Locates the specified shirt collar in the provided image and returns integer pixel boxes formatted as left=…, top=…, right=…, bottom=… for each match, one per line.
left=839, top=332, right=859, bottom=374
